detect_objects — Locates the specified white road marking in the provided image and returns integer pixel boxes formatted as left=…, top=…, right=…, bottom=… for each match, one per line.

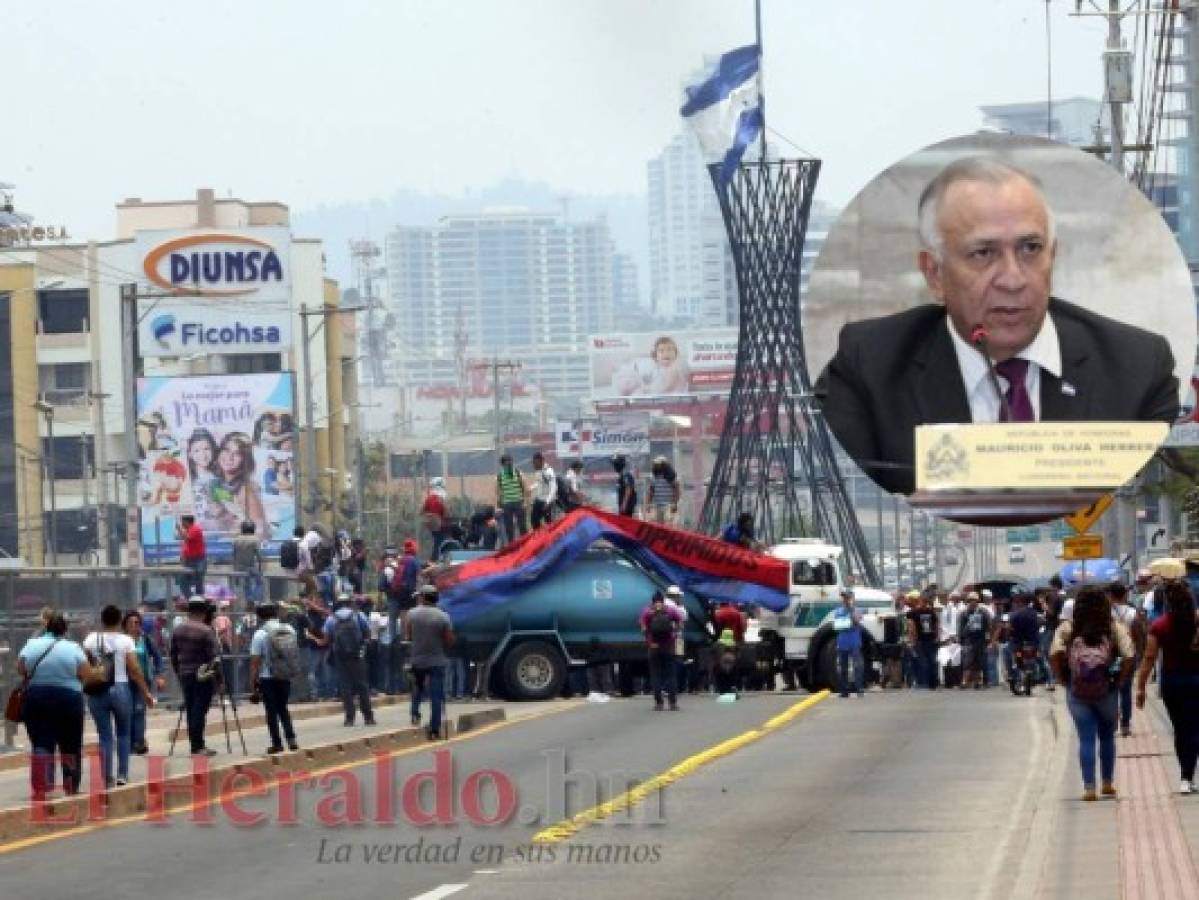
left=409, top=885, right=468, bottom=900
left=472, top=869, right=499, bottom=875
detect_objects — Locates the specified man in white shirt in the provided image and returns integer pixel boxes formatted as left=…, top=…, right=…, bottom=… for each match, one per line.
left=528, top=451, right=558, bottom=530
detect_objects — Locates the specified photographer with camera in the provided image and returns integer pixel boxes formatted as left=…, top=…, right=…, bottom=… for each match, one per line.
left=169, top=597, right=220, bottom=756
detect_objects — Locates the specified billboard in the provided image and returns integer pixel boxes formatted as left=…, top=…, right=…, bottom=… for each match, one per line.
left=134, top=227, right=293, bottom=357
left=589, top=330, right=737, bottom=400
left=137, top=373, right=297, bottom=562
left=556, top=413, right=651, bottom=459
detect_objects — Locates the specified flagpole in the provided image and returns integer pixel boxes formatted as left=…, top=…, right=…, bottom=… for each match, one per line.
left=755, top=0, right=766, bottom=160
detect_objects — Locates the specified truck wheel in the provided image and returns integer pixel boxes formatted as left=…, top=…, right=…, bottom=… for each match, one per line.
left=502, top=640, right=566, bottom=701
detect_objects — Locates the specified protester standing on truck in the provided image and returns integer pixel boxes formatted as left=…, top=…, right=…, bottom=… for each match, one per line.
left=647, top=456, right=681, bottom=525
left=528, top=451, right=558, bottom=529
left=496, top=453, right=528, bottom=545
left=421, top=478, right=449, bottom=561
left=639, top=591, right=683, bottom=711
left=613, top=454, right=637, bottom=518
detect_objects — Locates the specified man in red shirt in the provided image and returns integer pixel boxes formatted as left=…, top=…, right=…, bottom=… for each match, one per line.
left=420, top=479, right=448, bottom=561
left=713, top=601, right=747, bottom=644
left=176, top=514, right=207, bottom=599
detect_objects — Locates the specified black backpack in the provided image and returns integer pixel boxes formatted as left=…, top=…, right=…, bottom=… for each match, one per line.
left=332, top=616, right=365, bottom=661
left=279, top=539, right=300, bottom=571
left=649, top=608, right=674, bottom=643
left=313, top=540, right=335, bottom=573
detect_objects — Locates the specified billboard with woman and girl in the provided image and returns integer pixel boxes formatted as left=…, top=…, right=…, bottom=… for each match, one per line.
left=136, top=373, right=297, bottom=561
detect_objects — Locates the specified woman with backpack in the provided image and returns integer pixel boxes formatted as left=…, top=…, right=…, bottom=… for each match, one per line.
left=1050, top=587, right=1135, bottom=801
left=1135, top=580, right=1199, bottom=794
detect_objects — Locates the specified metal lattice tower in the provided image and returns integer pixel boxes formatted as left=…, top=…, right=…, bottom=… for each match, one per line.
left=698, top=159, right=879, bottom=586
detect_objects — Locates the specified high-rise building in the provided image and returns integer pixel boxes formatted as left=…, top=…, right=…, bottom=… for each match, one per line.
left=979, top=97, right=1109, bottom=147
left=647, top=131, right=737, bottom=327
left=380, top=210, right=617, bottom=415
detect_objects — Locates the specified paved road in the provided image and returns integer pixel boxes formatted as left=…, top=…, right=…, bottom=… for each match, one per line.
left=0, top=687, right=1059, bottom=900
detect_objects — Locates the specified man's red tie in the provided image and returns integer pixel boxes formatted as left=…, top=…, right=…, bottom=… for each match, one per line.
left=994, top=358, right=1034, bottom=422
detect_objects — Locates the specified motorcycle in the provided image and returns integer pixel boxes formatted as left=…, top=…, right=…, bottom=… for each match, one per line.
left=1009, top=642, right=1040, bottom=697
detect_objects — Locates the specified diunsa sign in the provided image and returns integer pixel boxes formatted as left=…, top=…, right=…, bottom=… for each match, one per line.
left=140, top=229, right=290, bottom=297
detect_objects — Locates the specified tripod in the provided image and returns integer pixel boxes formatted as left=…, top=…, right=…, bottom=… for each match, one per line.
left=168, top=656, right=248, bottom=757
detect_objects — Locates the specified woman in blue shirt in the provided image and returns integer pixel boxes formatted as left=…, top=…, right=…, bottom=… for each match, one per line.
left=16, top=612, right=92, bottom=801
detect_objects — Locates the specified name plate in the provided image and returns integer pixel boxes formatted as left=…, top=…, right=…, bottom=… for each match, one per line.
left=915, top=422, right=1167, bottom=492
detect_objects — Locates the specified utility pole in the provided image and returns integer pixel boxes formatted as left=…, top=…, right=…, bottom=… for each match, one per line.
left=91, top=391, right=110, bottom=563
left=79, top=434, right=91, bottom=546
left=471, top=358, right=521, bottom=463
left=33, top=401, right=57, bottom=566
left=121, top=284, right=142, bottom=568
left=1105, top=0, right=1131, bottom=174
left=455, top=303, right=469, bottom=432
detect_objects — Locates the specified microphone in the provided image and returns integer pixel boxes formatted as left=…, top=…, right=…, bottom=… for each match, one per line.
left=970, top=325, right=1012, bottom=423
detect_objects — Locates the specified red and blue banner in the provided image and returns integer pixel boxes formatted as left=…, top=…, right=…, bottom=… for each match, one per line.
left=434, top=508, right=791, bottom=623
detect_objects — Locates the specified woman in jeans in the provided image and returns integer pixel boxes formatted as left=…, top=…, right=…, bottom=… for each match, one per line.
left=1051, top=587, right=1135, bottom=801
left=1136, top=581, right=1199, bottom=794
left=84, top=605, right=155, bottom=788
left=122, top=610, right=165, bottom=755
left=17, top=612, right=93, bottom=800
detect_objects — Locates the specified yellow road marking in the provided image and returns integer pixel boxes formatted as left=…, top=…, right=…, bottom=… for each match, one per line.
left=0, top=703, right=579, bottom=856
left=532, top=690, right=831, bottom=844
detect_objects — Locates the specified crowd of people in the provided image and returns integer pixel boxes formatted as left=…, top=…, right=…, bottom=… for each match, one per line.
left=882, top=570, right=1199, bottom=800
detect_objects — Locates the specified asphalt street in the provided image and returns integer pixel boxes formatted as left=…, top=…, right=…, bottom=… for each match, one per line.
left=0, top=687, right=1057, bottom=900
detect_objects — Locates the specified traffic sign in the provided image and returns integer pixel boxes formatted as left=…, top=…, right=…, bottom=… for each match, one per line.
left=1062, top=534, right=1104, bottom=560
left=1143, top=524, right=1170, bottom=554
left=1064, top=495, right=1113, bottom=534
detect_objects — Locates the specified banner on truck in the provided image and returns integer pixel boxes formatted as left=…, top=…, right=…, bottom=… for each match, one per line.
left=137, top=373, right=297, bottom=562
left=434, top=507, right=790, bottom=623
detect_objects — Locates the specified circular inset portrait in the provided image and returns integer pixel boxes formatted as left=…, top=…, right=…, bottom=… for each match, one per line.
left=806, top=133, right=1194, bottom=514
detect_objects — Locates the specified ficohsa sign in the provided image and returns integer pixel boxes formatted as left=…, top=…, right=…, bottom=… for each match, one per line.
left=142, top=231, right=288, bottom=297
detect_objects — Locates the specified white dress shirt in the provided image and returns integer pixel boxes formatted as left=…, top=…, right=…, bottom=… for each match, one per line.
left=946, top=315, right=1062, bottom=422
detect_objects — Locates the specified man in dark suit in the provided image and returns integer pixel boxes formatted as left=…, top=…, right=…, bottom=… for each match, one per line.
left=815, top=157, right=1179, bottom=496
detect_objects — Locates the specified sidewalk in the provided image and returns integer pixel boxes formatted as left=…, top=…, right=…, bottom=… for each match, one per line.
left=1033, top=691, right=1199, bottom=900
left=0, top=695, right=580, bottom=812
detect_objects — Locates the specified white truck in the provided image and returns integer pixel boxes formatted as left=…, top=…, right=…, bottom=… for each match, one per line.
left=756, top=538, right=904, bottom=690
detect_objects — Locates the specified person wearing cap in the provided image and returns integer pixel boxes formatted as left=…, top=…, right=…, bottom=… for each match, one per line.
left=647, top=456, right=681, bottom=525
left=421, top=477, right=449, bottom=561
left=405, top=584, right=455, bottom=740
left=528, top=451, right=558, bottom=530
left=248, top=603, right=299, bottom=754
left=906, top=593, right=941, bottom=689
left=496, top=453, right=528, bottom=545
left=640, top=590, right=684, bottom=710
left=169, top=597, right=221, bottom=756
left=833, top=589, right=865, bottom=699
left=713, top=629, right=740, bottom=696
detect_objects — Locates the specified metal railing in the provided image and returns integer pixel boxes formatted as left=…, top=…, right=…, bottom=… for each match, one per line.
left=0, top=565, right=331, bottom=750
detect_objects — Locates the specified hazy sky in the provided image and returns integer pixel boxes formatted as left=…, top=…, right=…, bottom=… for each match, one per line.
left=8, top=0, right=1115, bottom=239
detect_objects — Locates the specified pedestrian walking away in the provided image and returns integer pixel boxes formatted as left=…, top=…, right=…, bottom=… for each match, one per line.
left=834, top=588, right=865, bottom=698
left=639, top=590, right=683, bottom=710
left=1109, top=582, right=1145, bottom=737
left=83, top=605, right=156, bottom=788
left=321, top=594, right=375, bottom=726
left=405, top=584, right=456, bottom=740
left=1135, top=580, right=1199, bottom=794
left=15, top=612, right=95, bottom=801
left=248, top=602, right=300, bottom=754
left=613, top=454, right=638, bottom=518
left=1051, top=586, right=1135, bottom=801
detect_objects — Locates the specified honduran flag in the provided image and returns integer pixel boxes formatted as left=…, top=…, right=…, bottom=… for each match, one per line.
left=680, top=45, right=763, bottom=191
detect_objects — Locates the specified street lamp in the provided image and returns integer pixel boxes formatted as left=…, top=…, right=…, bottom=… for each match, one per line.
left=32, top=400, right=57, bottom=566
